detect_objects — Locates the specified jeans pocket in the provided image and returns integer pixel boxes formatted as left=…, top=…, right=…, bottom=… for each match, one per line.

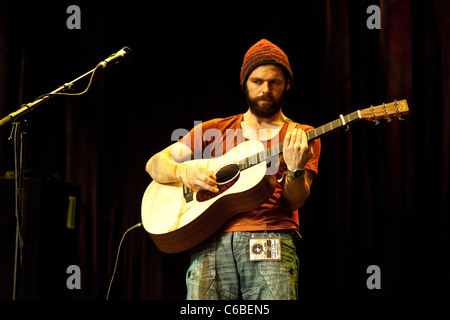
left=187, top=250, right=216, bottom=282
left=186, top=240, right=218, bottom=300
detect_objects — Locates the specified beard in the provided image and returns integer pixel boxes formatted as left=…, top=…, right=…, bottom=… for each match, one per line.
left=246, top=91, right=286, bottom=118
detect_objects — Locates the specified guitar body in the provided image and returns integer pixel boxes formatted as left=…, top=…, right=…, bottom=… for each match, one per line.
left=141, top=140, right=277, bottom=253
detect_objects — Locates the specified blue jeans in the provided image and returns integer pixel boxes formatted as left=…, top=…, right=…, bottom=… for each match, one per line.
left=186, top=231, right=299, bottom=300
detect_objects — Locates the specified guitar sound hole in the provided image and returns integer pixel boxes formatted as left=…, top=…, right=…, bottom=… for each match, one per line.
left=216, top=163, right=240, bottom=184
left=196, top=164, right=240, bottom=202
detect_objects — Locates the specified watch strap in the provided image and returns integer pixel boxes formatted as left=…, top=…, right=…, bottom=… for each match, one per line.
left=286, top=168, right=305, bottom=179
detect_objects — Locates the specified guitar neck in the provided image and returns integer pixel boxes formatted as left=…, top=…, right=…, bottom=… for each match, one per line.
left=238, top=110, right=362, bottom=170
left=306, top=110, right=361, bottom=141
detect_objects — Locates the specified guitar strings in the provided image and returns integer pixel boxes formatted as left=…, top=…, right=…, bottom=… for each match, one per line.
left=215, top=164, right=239, bottom=183
left=213, top=143, right=284, bottom=181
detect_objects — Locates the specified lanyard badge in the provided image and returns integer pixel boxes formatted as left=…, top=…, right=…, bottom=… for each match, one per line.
left=249, top=232, right=281, bottom=261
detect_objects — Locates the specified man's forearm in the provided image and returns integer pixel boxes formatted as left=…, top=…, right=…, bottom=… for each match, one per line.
left=146, top=147, right=218, bottom=193
left=282, top=170, right=313, bottom=210
left=146, top=152, right=180, bottom=184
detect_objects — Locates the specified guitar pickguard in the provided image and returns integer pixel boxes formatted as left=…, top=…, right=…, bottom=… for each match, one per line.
left=196, top=172, right=240, bottom=202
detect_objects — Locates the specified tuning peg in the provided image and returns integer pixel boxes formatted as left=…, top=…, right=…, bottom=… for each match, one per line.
left=398, top=116, right=405, bottom=121
left=373, top=120, right=380, bottom=125
left=385, top=118, right=392, bottom=123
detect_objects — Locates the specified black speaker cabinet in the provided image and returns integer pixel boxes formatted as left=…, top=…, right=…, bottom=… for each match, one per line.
left=0, top=177, right=81, bottom=299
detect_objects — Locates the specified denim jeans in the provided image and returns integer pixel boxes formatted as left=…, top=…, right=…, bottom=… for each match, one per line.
left=186, top=231, right=299, bottom=300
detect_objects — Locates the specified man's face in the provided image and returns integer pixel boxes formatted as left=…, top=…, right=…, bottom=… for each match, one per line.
left=245, top=64, right=290, bottom=118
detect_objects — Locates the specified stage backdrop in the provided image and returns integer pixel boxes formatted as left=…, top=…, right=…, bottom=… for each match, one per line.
left=0, top=0, right=449, bottom=299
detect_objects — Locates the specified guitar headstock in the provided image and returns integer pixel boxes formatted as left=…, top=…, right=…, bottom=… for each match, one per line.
left=359, top=99, right=409, bottom=124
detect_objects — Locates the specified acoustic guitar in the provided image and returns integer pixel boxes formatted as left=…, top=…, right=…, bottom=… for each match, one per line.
left=141, top=100, right=409, bottom=253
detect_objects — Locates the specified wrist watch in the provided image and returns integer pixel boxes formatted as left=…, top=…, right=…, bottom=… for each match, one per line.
left=286, top=168, right=305, bottom=179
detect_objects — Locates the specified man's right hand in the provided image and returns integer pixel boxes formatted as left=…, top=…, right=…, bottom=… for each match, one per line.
left=176, top=163, right=219, bottom=193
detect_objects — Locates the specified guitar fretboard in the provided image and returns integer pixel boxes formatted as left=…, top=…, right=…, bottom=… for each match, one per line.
left=238, top=110, right=361, bottom=170
left=307, top=110, right=361, bottom=140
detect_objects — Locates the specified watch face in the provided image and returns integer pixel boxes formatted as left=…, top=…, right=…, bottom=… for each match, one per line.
left=293, top=170, right=304, bottom=177
left=287, top=169, right=304, bottom=178
left=290, top=169, right=305, bottom=178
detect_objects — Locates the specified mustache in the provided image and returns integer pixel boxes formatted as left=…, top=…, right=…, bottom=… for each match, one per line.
left=254, top=94, right=274, bottom=101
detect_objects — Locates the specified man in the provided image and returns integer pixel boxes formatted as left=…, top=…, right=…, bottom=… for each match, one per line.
left=146, top=39, right=321, bottom=300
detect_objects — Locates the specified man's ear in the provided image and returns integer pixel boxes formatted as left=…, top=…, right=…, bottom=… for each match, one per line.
left=286, top=79, right=291, bottom=91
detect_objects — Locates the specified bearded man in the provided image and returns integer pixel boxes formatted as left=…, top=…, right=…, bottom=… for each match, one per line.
left=146, top=39, right=321, bottom=300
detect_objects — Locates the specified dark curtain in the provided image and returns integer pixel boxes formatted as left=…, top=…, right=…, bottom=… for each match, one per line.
left=0, top=0, right=449, bottom=300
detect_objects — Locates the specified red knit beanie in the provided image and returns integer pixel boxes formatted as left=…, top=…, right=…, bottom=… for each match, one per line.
left=240, top=39, right=293, bottom=89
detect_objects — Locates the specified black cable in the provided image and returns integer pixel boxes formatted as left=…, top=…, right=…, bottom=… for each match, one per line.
left=106, top=222, right=143, bottom=300
left=32, top=64, right=100, bottom=102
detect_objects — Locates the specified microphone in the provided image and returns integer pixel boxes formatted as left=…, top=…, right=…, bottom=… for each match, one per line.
left=97, top=46, right=131, bottom=69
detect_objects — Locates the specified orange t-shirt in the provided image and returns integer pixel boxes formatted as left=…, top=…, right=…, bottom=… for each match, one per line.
left=180, top=113, right=321, bottom=232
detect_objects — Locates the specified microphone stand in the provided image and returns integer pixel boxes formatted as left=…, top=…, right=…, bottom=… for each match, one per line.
left=1, top=64, right=100, bottom=300
left=0, top=67, right=98, bottom=128
left=8, top=121, right=26, bottom=300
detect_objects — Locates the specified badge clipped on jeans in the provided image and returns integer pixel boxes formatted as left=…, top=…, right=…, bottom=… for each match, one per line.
left=249, top=232, right=281, bottom=261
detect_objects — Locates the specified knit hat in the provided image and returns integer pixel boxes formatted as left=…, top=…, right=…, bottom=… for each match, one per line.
left=240, top=39, right=293, bottom=89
